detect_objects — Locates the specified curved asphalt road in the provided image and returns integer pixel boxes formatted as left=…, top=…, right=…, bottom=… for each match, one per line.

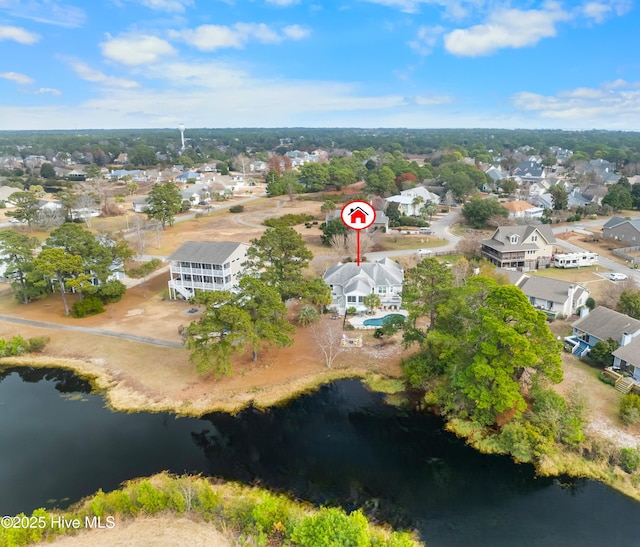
left=0, top=314, right=182, bottom=348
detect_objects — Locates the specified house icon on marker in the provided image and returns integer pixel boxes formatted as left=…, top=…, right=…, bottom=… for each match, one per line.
left=348, top=206, right=369, bottom=224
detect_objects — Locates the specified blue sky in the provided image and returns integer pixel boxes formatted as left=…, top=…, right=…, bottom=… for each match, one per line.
left=0, top=0, right=638, bottom=130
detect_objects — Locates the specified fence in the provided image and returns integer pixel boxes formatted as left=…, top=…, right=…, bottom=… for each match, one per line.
left=611, top=245, right=640, bottom=263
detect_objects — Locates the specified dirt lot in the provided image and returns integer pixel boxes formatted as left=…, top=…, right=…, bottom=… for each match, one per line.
left=47, top=516, right=232, bottom=547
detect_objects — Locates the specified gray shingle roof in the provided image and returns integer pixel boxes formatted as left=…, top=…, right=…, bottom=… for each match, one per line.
left=168, top=241, right=247, bottom=264
left=323, top=258, right=403, bottom=288
left=517, top=276, right=586, bottom=305
left=603, top=217, right=628, bottom=229
left=612, top=336, right=640, bottom=364
left=482, top=225, right=555, bottom=251
left=571, top=307, right=640, bottom=341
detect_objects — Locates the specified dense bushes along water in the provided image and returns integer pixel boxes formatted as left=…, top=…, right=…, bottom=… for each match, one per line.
left=0, top=473, right=421, bottom=547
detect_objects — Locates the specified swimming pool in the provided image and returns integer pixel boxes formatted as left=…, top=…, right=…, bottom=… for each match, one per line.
left=362, top=313, right=406, bottom=327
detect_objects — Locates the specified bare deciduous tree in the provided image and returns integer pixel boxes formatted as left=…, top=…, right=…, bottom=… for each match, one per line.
left=310, top=254, right=339, bottom=277
left=455, top=236, right=482, bottom=259
left=329, top=230, right=379, bottom=259
left=312, top=320, right=344, bottom=369
left=599, top=277, right=638, bottom=310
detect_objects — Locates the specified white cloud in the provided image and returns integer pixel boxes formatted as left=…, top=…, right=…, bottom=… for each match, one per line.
left=581, top=0, right=632, bottom=22
left=35, top=87, right=61, bottom=95
left=0, top=0, right=85, bottom=28
left=174, top=22, right=310, bottom=51
left=0, top=25, right=40, bottom=44
left=0, top=58, right=416, bottom=129
left=0, top=71, right=34, bottom=85
left=444, top=5, right=572, bottom=56
left=101, top=34, right=176, bottom=65
left=138, top=0, right=193, bottom=12
left=408, top=25, right=444, bottom=56
left=582, top=2, right=612, bottom=23
left=282, top=24, right=310, bottom=40
left=67, top=59, right=140, bottom=88
left=512, top=82, right=640, bottom=125
left=234, top=22, right=281, bottom=44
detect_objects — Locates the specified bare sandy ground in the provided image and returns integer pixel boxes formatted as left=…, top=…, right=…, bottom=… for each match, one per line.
left=47, top=516, right=232, bottom=547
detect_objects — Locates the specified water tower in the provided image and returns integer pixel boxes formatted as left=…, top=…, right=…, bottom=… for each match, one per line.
left=178, top=123, right=185, bottom=151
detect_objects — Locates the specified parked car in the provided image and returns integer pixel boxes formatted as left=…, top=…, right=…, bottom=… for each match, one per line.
left=609, top=272, right=628, bottom=281
left=417, top=249, right=432, bottom=255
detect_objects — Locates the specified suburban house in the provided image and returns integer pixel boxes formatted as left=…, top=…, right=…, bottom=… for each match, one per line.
left=385, top=186, right=438, bottom=216
left=513, top=275, right=589, bottom=319
left=180, top=183, right=210, bottom=206
left=176, top=171, right=201, bottom=183
left=133, top=198, right=149, bottom=213
left=612, top=336, right=640, bottom=386
left=481, top=225, right=556, bottom=270
left=567, top=307, right=640, bottom=358
left=167, top=241, right=249, bottom=300
left=511, top=159, right=545, bottom=182
left=323, top=257, right=404, bottom=314
left=602, top=217, right=640, bottom=243
left=535, top=192, right=554, bottom=209
left=502, top=200, right=544, bottom=219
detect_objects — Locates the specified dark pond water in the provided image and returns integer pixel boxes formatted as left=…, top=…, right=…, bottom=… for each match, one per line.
left=1, top=366, right=639, bottom=546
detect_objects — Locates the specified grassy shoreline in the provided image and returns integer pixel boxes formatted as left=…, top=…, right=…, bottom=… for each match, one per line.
left=0, top=472, right=422, bottom=546
left=0, top=355, right=405, bottom=416
left=445, top=418, right=640, bottom=503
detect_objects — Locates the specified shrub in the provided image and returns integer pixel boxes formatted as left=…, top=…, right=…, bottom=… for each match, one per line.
left=585, top=297, right=596, bottom=311
left=298, top=305, right=320, bottom=326
left=398, top=216, right=428, bottom=227
left=95, top=280, right=126, bottom=303
left=71, top=297, right=105, bottom=318
left=127, top=258, right=162, bottom=278
left=229, top=205, right=244, bottom=213
left=598, top=371, right=616, bottom=386
left=620, top=447, right=640, bottom=473
left=27, top=336, right=50, bottom=353
left=0, top=335, right=29, bottom=357
left=620, top=393, right=640, bottom=426
left=346, top=307, right=357, bottom=315
left=291, top=508, right=370, bottom=547
left=134, top=480, right=170, bottom=514
left=264, top=213, right=313, bottom=228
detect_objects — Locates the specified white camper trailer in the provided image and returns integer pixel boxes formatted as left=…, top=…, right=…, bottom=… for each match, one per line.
left=553, top=252, right=598, bottom=268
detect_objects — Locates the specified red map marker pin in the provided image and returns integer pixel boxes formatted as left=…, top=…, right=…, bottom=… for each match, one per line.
left=340, top=200, right=376, bottom=266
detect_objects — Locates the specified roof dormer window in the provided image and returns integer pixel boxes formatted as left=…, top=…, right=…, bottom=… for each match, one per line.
left=510, top=235, right=519, bottom=244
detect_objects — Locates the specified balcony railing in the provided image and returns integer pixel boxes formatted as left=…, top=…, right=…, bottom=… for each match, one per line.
left=169, top=279, right=231, bottom=291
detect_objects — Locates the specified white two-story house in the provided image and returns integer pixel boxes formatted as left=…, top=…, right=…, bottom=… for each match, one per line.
left=167, top=241, right=248, bottom=300
left=323, top=258, right=404, bottom=314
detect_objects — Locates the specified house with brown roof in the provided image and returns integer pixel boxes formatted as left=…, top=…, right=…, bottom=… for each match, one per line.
left=502, top=200, right=544, bottom=219
left=481, top=225, right=556, bottom=271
